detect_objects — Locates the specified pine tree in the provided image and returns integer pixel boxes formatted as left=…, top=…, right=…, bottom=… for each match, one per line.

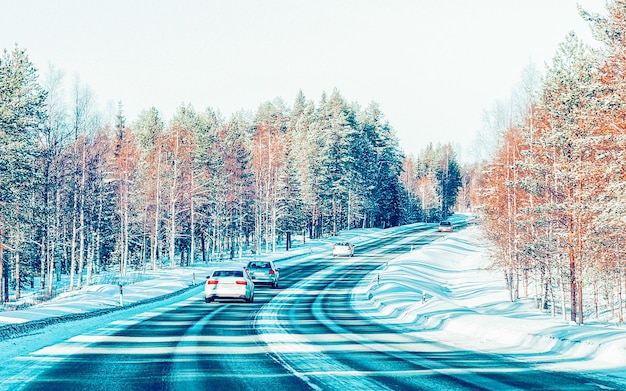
left=535, top=32, right=600, bottom=324
left=288, top=91, right=317, bottom=239
left=0, top=46, right=47, bottom=301
left=316, top=89, right=359, bottom=234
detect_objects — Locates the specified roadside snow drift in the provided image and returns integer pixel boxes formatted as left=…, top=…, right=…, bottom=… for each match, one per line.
left=352, top=226, right=626, bottom=376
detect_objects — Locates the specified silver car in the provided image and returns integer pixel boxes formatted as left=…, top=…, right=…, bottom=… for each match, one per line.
left=246, top=260, right=280, bottom=288
left=438, top=221, right=453, bottom=232
left=332, top=242, right=354, bottom=257
left=204, top=267, right=254, bottom=303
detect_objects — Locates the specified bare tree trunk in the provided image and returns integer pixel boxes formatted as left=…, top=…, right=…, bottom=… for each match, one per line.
left=190, top=177, right=195, bottom=265
left=577, top=279, right=584, bottom=325
left=332, top=196, right=337, bottom=236
left=70, top=188, right=78, bottom=290
left=271, top=194, right=277, bottom=253
left=48, top=187, right=61, bottom=297
left=14, top=252, right=20, bottom=301
left=561, top=274, right=567, bottom=322
left=569, top=246, right=577, bottom=323
left=40, top=235, right=46, bottom=290
left=169, top=134, right=179, bottom=268
left=0, top=236, right=5, bottom=303
left=169, top=189, right=176, bottom=267
left=95, top=225, right=101, bottom=273
left=575, top=162, right=585, bottom=326
left=549, top=279, right=556, bottom=317
left=86, top=228, right=94, bottom=286
left=77, top=146, right=87, bottom=288
left=151, top=146, right=162, bottom=270
left=238, top=195, right=244, bottom=258
left=212, top=213, right=218, bottom=261
left=47, top=248, right=55, bottom=297
left=201, top=231, right=207, bottom=263
left=593, top=279, right=599, bottom=320
left=616, top=272, right=626, bottom=324
left=122, top=202, right=127, bottom=275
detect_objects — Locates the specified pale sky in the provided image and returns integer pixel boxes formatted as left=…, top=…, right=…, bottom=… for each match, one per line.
left=0, top=0, right=608, bottom=161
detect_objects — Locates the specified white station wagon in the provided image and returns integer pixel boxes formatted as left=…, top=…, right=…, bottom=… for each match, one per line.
left=332, top=242, right=355, bottom=257
left=205, top=267, right=255, bottom=303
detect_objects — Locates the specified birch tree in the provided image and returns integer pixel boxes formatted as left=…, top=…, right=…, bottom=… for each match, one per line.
left=163, top=105, right=196, bottom=266
left=252, top=101, right=286, bottom=252
left=110, top=104, right=139, bottom=275
left=135, top=107, right=165, bottom=270
left=38, top=64, right=69, bottom=294
left=67, top=79, right=100, bottom=289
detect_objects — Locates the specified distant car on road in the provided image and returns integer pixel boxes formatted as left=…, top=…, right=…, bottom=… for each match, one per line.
left=438, top=221, right=453, bottom=232
left=205, top=267, right=254, bottom=303
left=332, top=242, right=354, bottom=257
left=246, top=260, right=280, bottom=288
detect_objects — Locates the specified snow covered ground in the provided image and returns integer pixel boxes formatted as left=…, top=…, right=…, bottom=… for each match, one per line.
left=1, top=220, right=624, bottom=383
left=351, top=226, right=626, bottom=383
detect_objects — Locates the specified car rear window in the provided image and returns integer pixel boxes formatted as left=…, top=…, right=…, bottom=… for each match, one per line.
left=213, top=270, right=244, bottom=277
left=248, top=262, right=271, bottom=269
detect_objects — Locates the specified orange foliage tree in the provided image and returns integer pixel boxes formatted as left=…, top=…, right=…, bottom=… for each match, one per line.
left=477, top=2, right=626, bottom=324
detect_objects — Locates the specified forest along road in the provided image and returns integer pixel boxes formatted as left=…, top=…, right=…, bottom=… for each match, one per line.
left=1, top=224, right=624, bottom=391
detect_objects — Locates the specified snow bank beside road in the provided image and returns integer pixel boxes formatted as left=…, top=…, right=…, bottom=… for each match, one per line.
left=353, top=225, right=626, bottom=378
left=0, top=266, right=220, bottom=340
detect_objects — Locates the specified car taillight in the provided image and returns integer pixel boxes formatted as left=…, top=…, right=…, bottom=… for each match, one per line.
left=235, top=280, right=247, bottom=285
left=206, top=280, right=218, bottom=285
left=269, top=269, right=275, bottom=275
